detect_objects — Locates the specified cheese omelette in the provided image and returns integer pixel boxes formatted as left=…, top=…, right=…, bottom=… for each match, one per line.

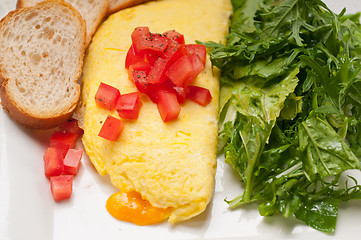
left=78, top=0, right=231, bottom=223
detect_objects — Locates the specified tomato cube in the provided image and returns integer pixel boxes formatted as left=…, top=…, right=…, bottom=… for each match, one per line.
left=166, top=55, right=195, bottom=87
left=148, top=58, right=168, bottom=84
left=157, top=91, right=181, bottom=122
left=50, top=131, right=78, bottom=157
left=187, top=86, right=213, bottom=106
left=173, top=85, right=188, bottom=104
left=129, top=69, right=151, bottom=93
left=98, top=115, right=124, bottom=141
left=43, top=147, right=64, bottom=177
left=129, top=61, right=151, bottom=74
left=116, top=92, right=143, bottom=119
left=95, top=83, right=121, bottom=111
left=59, top=118, right=83, bottom=136
left=125, top=44, right=146, bottom=69
left=185, top=44, right=207, bottom=65
left=162, top=39, right=187, bottom=67
left=63, top=149, right=83, bottom=175
left=131, top=26, right=151, bottom=54
left=163, top=30, right=185, bottom=44
left=189, top=53, right=205, bottom=76
left=50, top=175, right=73, bottom=201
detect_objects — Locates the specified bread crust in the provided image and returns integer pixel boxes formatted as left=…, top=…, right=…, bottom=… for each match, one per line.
left=108, top=0, right=153, bottom=14
left=0, top=0, right=86, bottom=129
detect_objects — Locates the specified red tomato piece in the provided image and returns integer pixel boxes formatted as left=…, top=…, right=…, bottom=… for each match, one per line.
left=43, top=147, right=64, bottom=178
left=166, top=55, right=195, bottom=87
left=163, top=30, right=185, bottom=44
left=98, top=115, right=124, bottom=141
left=59, top=118, right=83, bottom=136
left=189, top=53, right=205, bottom=76
left=95, top=83, right=121, bottom=111
left=131, top=26, right=151, bottom=54
left=50, top=131, right=78, bottom=157
left=148, top=58, right=168, bottom=84
left=125, top=44, right=145, bottom=69
left=173, top=85, right=188, bottom=104
left=129, top=61, right=151, bottom=74
left=63, top=149, right=83, bottom=175
left=185, top=44, right=207, bottom=65
left=116, top=92, right=143, bottom=119
left=129, top=69, right=151, bottom=93
left=187, top=86, right=213, bottom=106
left=161, top=39, right=187, bottom=67
left=50, top=175, right=73, bottom=201
left=157, top=91, right=181, bottom=122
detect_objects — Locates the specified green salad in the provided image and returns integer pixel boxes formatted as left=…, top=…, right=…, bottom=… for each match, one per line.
left=204, top=0, right=361, bottom=233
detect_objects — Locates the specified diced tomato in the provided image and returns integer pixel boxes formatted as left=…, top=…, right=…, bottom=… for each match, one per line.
left=185, top=44, right=207, bottom=65
left=173, top=85, right=188, bottom=104
left=162, top=39, right=186, bottom=67
left=116, top=92, right=143, bottom=119
left=125, top=44, right=145, bottom=69
left=157, top=91, right=181, bottom=122
left=63, top=149, right=83, bottom=175
left=189, top=53, right=205, bottom=76
left=50, top=175, right=73, bottom=201
left=131, top=26, right=151, bottom=54
left=187, top=86, right=212, bottom=106
left=59, top=118, right=83, bottom=136
left=148, top=58, right=168, bottom=84
left=95, top=83, right=121, bottom=111
left=98, top=115, right=124, bottom=141
left=129, top=61, right=151, bottom=74
left=166, top=55, right=195, bottom=87
left=50, top=131, right=78, bottom=157
left=129, top=69, right=151, bottom=93
left=131, top=27, right=169, bottom=54
left=163, top=30, right=185, bottom=44
left=43, top=147, right=64, bottom=178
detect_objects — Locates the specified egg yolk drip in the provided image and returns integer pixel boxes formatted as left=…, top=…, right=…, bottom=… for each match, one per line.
left=106, top=191, right=173, bottom=225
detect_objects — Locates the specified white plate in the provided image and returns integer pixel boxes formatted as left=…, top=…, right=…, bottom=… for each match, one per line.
left=1, top=0, right=361, bottom=239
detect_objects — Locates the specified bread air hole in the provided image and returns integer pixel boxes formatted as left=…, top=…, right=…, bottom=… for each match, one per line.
left=25, top=12, right=38, bottom=21
left=30, top=53, right=41, bottom=65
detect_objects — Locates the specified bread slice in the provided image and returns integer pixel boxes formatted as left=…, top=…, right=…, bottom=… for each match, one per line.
left=17, top=0, right=109, bottom=46
left=0, top=0, right=86, bottom=129
left=108, top=0, right=152, bottom=14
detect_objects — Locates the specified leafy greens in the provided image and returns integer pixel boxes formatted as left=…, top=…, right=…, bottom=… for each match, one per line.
left=205, top=0, right=361, bottom=233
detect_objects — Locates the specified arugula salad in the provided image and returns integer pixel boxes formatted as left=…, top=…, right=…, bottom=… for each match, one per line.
left=205, top=0, right=361, bottom=233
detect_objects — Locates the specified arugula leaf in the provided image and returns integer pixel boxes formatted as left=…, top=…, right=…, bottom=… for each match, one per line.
left=210, top=0, right=361, bottom=233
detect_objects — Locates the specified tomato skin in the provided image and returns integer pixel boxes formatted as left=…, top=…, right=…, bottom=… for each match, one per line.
left=95, top=83, right=121, bottom=111
left=59, top=118, right=83, bottom=136
left=63, top=149, right=83, bottom=175
left=189, top=53, right=205, bottom=77
left=50, top=175, right=73, bottom=201
left=98, top=115, right=124, bottom=141
left=187, top=86, right=213, bottom=106
left=147, top=58, right=168, bottom=84
left=131, top=26, right=151, bottom=54
left=166, top=55, right=195, bottom=87
left=162, top=39, right=187, bottom=67
left=116, top=92, right=143, bottom=119
left=43, top=147, right=64, bottom=178
left=125, top=44, right=145, bottom=68
left=163, top=30, right=185, bottom=44
left=185, top=44, right=207, bottom=65
left=50, top=131, right=78, bottom=157
left=157, top=91, right=181, bottom=122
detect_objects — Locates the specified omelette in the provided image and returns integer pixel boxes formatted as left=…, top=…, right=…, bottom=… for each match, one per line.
left=78, top=0, right=232, bottom=224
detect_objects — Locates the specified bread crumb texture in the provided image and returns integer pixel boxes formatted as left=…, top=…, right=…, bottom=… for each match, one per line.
left=0, top=1, right=85, bottom=118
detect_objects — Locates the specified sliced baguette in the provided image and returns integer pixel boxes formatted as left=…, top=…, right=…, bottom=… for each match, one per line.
left=0, top=0, right=86, bottom=129
left=17, top=0, right=109, bottom=46
left=108, top=0, right=153, bottom=14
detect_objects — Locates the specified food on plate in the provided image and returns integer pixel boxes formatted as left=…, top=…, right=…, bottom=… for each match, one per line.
left=0, top=0, right=86, bottom=129
left=78, top=0, right=232, bottom=224
left=17, top=0, right=109, bottom=46
left=107, top=0, right=153, bottom=14
left=208, top=0, right=361, bottom=233
left=44, top=118, right=84, bottom=201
